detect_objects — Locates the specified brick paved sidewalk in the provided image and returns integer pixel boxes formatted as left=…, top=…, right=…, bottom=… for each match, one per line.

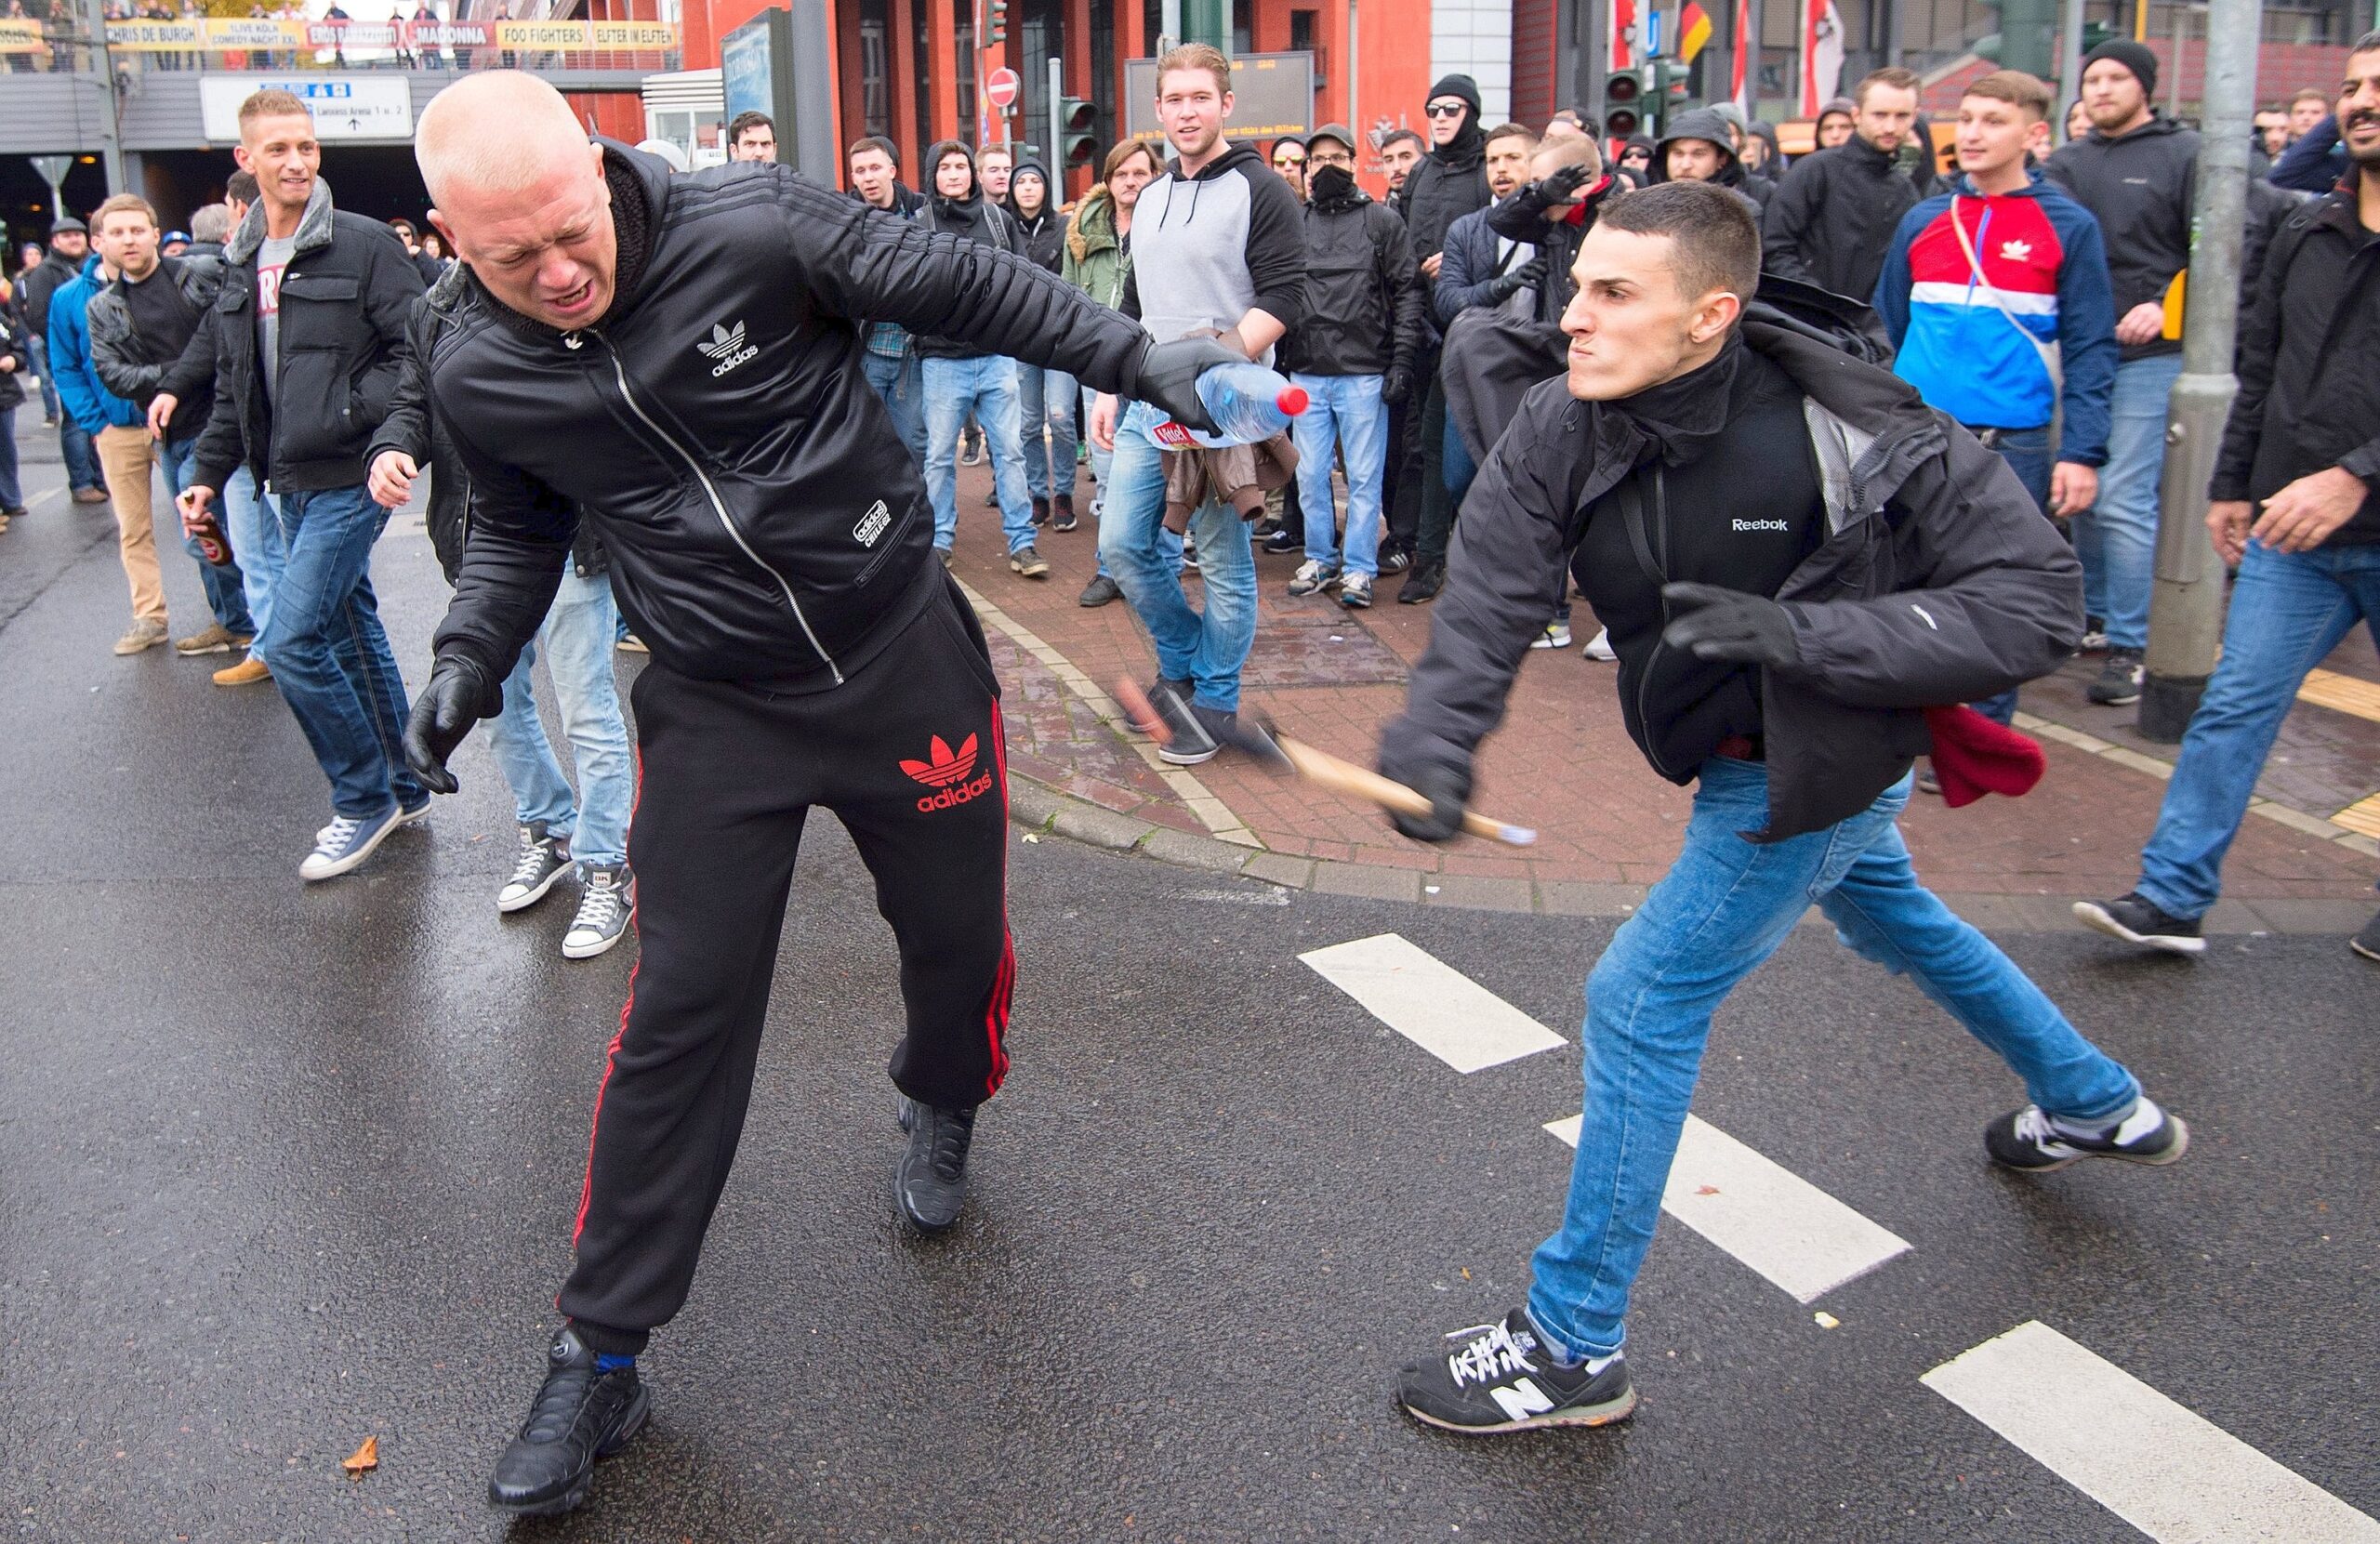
left=950, top=461, right=2379, bottom=911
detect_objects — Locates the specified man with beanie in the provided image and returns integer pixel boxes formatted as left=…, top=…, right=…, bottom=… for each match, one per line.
left=1762, top=67, right=1929, bottom=302
left=1279, top=123, right=1421, bottom=609
left=2048, top=39, right=2200, bottom=707
left=1393, top=73, right=1491, bottom=604
left=1377, top=180, right=2186, bottom=1439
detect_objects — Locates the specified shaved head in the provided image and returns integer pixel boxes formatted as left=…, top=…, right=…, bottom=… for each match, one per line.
left=418, top=72, right=618, bottom=331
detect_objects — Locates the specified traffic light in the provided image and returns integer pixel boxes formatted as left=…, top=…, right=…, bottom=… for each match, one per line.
left=1975, top=0, right=2056, bottom=76
left=988, top=0, right=1007, bottom=44
left=1059, top=96, right=1097, bottom=168
left=1655, top=59, right=1692, bottom=111
left=1605, top=68, right=1646, bottom=140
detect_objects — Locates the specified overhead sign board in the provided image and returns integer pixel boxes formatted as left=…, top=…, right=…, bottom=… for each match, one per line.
left=199, top=75, right=413, bottom=142
left=1123, top=50, right=1315, bottom=142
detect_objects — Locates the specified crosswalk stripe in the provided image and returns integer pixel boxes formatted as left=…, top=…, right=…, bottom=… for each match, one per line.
left=1924, top=1321, right=2380, bottom=1543
left=1544, top=1113, right=1912, bottom=1302
left=1299, top=933, right=1566, bottom=1073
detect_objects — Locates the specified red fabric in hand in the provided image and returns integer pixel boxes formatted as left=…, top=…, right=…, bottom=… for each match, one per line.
left=1922, top=705, right=2046, bottom=807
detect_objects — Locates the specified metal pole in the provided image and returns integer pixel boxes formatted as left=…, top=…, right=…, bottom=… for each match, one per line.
left=1048, top=53, right=1062, bottom=179
left=2056, top=0, right=2083, bottom=112
left=1158, top=0, right=1179, bottom=55
left=77, top=0, right=126, bottom=194
left=2135, top=0, right=2255, bottom=742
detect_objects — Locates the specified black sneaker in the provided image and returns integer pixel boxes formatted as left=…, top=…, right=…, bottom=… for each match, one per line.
left=1078, top=573, right=1121, bottom=608
left=1985, top=1098, right=2188, bottom=1171
left=1398, top=562, right=1445, bottom=604
left=1395, top=1310, right=1636, bottom=1435
left=1154, top=687, right=1222, bottom=766
left=1262, top=527, right=1302, bottom=555
left=2353, top=908, right=2380, bottom=963
left=1030, top=495, right=1051, bottom=526
left=2079, top=617, right=2109, bottom=653
left=895, top=1094, right=977, bottom=1233
left=1378, top=544, right=1413, bottom=574
left=2072, top=891, right=2206, bottom=956
left=1123, top=676, right=1189, bottom=737
left=486, top=1326, right=651, bottom=1517
left=1052, top=493, right=1078, bottom=532
left=2086, top=648, right=2145, bottom=706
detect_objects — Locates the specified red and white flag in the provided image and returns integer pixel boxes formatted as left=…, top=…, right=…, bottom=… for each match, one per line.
left=1800, top=0, right=1844, bottom=116
left=1730, top=0, right=1752, bottom=110
left=1611, top=0, right=1636, bottom=72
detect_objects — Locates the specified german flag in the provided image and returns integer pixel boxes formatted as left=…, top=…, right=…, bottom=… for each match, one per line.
left=1678, top=0, right=1713, bottom=61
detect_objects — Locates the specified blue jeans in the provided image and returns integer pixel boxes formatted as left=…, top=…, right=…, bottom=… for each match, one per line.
left=158, top=434, right=255, bottom=637
left=1098, top=400, right=1258, bottom=712
left=2135, top=539, right=2380, bottom=919
left=922, top=355, right=1033, bottom=553
left=1970, top=423, right=2056, bottom=725
left=0, top=406, right=18, bottom=508
left=486, top=570, right=635, bottom=869
left=24, top=333, right=59, bottom=421
left=2074, top=353, right=2179, bottom=652
left=222, top=468, right=284, bottom=664
left=1017, top=362, right=1078, bottom=504
left=1291, top=372, right=1388, bottom=581
left=863, top=347, right=928, bottom=466
left=60, top=413, right=100, bottom=493
left=1527, top=758, right=2141, bottom=1361
left=262, top=483, right=424, bottom=819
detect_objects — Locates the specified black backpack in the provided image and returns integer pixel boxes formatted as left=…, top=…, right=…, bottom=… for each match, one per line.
left=1744, top=270, right=1896, bottom=367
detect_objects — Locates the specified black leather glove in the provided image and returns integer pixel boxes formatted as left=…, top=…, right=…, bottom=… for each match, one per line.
left=1382, top=365, right=1415, bottom=407
left=1378, top=731, right=1473, bottom=845
left=1132, top=337, right=1247, bottom=435
left=1488, top=253, right=1549, bottom=303
left=1660, top=583, right=1801, bottom=669
left=403, top=653, right=504, bottom=794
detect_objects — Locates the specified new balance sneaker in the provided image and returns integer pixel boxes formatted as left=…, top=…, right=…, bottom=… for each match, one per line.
left=894, top=1094, right=977, bottom=1233
left=298, top=805, right=403, bottom=881
left=1010, top=545, right=1051, bottom=579
left=1395, top=1310, right=1636, bottom=1435
left=2073, top=892, right=2206, bottom=956
left=1288, top=558, right=1341, bottom=597
left=2086, top=648, right=2145, bottom=706
left=1985, top=1098, right=2188, bottom=1171
left=2352, top=908, right=2380, bottom=963
left=1339, top=573, right=1374, bottom=609
left=485, top=1326, right=651, bottom=1517
left=1530, top=619, right=1573, bottom=650
left=1155, top=688, right=1223, bottom=766
left=1581, top=627, right=1618, bottom=662
left=562, top=864, right=633, bottom=960
left=498, top=824, right=572, bottom=912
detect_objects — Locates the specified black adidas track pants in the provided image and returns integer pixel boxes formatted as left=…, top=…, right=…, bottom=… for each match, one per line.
left=561, top=579, right=1014, bottom=1351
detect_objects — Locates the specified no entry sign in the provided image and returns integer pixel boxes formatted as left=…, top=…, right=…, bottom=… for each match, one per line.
left=985, top=66, right=1021, bottom=110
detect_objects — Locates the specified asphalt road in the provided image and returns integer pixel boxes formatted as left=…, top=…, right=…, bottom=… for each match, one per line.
left=0, top=441, right=2373, bottom=1542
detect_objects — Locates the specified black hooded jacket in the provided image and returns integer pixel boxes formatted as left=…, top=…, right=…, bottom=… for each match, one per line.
left=1005, top=163, right=1068, bottom=275
left=1382, top=320, right=2084, bottom=842
left=914, top=142, right=1028, bottom=361
left=1652, top=108, right=1766, bottom=219
left=1402, top=80, right=1491, bottom=266
left=411, top=142, right=1155, bottom=693
left=1278, top=168, right=1422, bottom=379
left=2210, top=179, right=2380, bottom=545
left=2045, top=112, right=2198, bottom=361
left=1760, top=130, right=1925, bottom=303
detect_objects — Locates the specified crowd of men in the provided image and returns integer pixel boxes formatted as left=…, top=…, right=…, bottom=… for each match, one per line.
left=1, top=33, right=2372, bottom=1515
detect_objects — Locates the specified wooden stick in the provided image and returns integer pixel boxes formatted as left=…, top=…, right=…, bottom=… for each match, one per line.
left=1271, top=733, right=1538, bottom=848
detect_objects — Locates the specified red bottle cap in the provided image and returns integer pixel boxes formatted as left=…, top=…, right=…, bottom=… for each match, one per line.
left=1276, top=387, right=1310, bottom=416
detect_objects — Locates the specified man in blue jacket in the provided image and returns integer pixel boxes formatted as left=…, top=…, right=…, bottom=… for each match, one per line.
left=1875, top=69, right=2118, bottom=734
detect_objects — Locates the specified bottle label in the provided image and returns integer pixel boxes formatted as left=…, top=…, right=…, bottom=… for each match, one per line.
left=1148, top=419, right=1203, bottom=448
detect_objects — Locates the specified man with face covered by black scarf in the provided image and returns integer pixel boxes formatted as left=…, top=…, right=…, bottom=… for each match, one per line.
left=1389, top=73, right=1492, bottom=603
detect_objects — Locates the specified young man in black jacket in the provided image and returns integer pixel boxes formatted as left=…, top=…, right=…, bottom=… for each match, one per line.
left=1379, top=183, right=2185, bottom=1436
left=176, top=89, right=428, bottom=881
left=2079, top=34, right=2380, bottom=963
left=1761, top=67, right=1928, bottom=301
left=395, top=72, right=1231, bottom=1518
left=1278, top=123, right=1421, bottom=609
left=2047, top=40, right=2201, bottom=706
left=846, top=135, right=929, bottom=465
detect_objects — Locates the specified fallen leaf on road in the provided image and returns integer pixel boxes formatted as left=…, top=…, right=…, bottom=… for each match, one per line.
left=1695, top=1185, right=1720, bottom=1195
left=1813, top=1312, right=1841, bottom=1330
left=342, top=1436, right=377, bottom=1474
left=1021, top=833, right=1041, bottom=844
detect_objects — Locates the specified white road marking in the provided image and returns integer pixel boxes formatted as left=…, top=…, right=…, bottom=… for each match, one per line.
left=1543, top=1113, right=1911, bottom=1302
left=1924, top=1321, right=2380, bottom=1543
left=1300, top=933, right=1566, bottom=1073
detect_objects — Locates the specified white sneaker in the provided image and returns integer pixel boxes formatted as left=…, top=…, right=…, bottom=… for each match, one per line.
left=1288, top=558, right=1341, bottom=597
left=1581, top=627, right=1618, bottom=662
left=1531, top=619, right=1573, bottom=650
left=299, top=805, right=403, bottom=881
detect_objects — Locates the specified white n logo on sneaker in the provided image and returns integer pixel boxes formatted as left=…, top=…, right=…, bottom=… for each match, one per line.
left=1489, top=1379, right=1557, bottom=1423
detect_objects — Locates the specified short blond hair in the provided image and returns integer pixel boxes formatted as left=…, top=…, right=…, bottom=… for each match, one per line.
left=1156, top=43, right=1231, bottom=98
left=239, top=88, right=311, bottom=128
left=94, top=192, right=157, bottom=229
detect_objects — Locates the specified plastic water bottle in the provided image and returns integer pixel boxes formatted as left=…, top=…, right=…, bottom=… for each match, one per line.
left=1139, top=363, right=1309, bottom=449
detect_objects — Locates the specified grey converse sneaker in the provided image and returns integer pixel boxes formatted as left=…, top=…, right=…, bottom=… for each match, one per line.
left=562, top=864, right=633, bottom=959
left=498, top=823, right=573, bottom=913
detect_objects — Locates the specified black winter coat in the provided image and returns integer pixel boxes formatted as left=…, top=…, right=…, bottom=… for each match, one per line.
left=418, top=142, right=1154, bottom=693
left=1278, top=187, right=1421, bottom=379
left=913, top=191, right=1026, bottom=361
left=2211, top=181, right=2380, bottom=545
left=191, top=178, right=425, bottom=495
left=1760, top=134, right=1925, bottom=303
left=1382, top=321, right=2084, bottom=841
left=1012, top=205, right=1066, bottom=276
left=0, top=307, right=27, bottom=413
left=1402, top=144, right=1489, bottom=265
left=20, top=250, right=78, bottom=336
left=85, top=254, right=224, bottom=436
left=2045, top=113, right=2198, bottom=362
left=376, top=264, right=608, bottom=585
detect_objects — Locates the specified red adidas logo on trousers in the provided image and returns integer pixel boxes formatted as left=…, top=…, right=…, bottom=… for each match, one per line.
left=903, top=733, right=994, bottom=812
